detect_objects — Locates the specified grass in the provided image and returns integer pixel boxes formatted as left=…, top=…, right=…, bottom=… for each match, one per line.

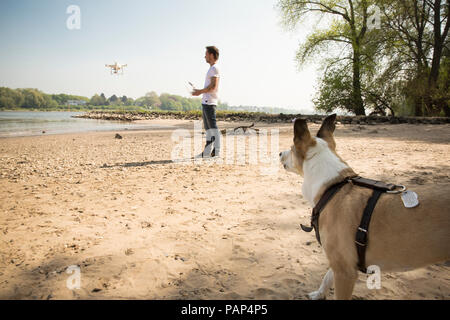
left=0, top=106, right=280, bottom=121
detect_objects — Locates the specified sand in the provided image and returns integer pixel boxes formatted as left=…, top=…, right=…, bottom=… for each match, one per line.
left=0, top=120, right=449, bottom=300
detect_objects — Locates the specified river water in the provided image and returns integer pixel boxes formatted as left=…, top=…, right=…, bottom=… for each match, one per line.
left=0, top=111, right=170, bottom=138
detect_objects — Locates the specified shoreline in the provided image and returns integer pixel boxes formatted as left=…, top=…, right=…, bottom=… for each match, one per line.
left=0, top=118, right=290, bottom=140
left=74, top=110, right=450, bottom=125
left=0, top=123, right=179, bottom=140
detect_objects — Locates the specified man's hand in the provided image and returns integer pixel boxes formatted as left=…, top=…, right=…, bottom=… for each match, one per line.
left=192, top=89, right=203, bottom=96
left=191, top=77, right=218, bottom=96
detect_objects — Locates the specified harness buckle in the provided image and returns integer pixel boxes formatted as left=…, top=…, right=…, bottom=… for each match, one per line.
left=300, top=224, right=313, bottom=233
left=386, top=185, right=407, bottom=194
left=355, top=228, right=368, bottom=247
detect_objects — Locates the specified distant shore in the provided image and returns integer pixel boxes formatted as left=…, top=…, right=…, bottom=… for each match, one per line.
left=73, top=110, right=450, bottom=125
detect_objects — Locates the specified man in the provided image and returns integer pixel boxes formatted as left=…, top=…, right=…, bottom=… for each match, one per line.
left=192, top=46, right=221, bottom=158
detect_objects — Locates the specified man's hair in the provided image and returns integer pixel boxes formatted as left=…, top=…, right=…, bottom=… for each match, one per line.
left=206, top=46, right=219, bottom=60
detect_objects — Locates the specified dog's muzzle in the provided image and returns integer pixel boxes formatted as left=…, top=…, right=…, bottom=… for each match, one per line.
left=279, top=150, right=290, bottom=170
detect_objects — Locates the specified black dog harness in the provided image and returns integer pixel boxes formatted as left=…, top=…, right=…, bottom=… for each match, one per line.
left=301, top=176, right=404, bottom=273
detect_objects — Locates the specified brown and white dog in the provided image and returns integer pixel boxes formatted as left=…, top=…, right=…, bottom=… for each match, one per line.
left=279, top=114, right=450, bottom=300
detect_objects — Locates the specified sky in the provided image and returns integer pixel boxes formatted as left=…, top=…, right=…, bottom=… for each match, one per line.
left=0, top=0, right=319, bottom=112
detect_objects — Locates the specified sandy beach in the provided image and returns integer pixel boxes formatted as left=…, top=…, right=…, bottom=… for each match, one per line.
left=0, top=119, right=449, bottom=300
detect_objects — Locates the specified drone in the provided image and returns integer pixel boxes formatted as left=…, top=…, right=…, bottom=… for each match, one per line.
left=105, top=62, right=127, bottom=75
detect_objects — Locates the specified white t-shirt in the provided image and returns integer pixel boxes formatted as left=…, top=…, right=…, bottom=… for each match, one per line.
left=202, top=64, right=220, bottom=105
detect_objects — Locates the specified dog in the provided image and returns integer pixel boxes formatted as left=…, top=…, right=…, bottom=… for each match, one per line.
left=279, top=114, right=450, bottom=299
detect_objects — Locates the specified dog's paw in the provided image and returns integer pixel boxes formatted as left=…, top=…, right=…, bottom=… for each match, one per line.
left=308, top=290, right=326, bottom=300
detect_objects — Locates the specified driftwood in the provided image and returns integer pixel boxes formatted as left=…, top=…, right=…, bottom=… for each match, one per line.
left=220, top=123, right=260, bottom=135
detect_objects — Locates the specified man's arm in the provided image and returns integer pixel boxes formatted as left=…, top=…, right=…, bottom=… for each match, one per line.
left=192, top=77, right=219, bottom=96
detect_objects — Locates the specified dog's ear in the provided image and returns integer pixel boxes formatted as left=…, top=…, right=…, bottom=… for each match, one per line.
left=294, top=119, right=316, bottom=161
left=317, top=114, right=336, bottom=137
left=293, top=119, right=315, bottom=158
left=294, top=118, right=311, bottom=142
left=317, top=114, right=337, bottom=150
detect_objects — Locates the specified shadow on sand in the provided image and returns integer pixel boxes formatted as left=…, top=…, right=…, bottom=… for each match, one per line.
left=100, top=158, right=197, bottom=168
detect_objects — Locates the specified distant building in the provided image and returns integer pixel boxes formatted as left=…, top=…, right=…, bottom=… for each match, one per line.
left=67, top=100, right=87, bottom=106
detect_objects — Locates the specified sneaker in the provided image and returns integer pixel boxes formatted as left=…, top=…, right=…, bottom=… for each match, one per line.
left=195, top=151, right=211, bottom=159
left=211, top=149, right=221, bottom=158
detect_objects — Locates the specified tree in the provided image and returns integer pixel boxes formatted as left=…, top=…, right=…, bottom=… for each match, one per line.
left=144, top=91, right=162, bottom=109
left=434, top=53, right=450, bottom=116
left=428, top=0, right=449, bottom=89
left=278, top=0, right=379, bottom=115
left=159, top=93, right=183, bottom=111
left=377, top=0, right=449, bottom=115
left=126, top=97, right=135, bottom=106
left=50, top=93, right=88, bottom=106
left=100, top=93, right=108, bottom=105
left=42, top=94, right=58, bottom=108
left=18, top=88, right=46, bottom=108
left=313, top=64, right=354, bottom=113
left=51, top=94, right=69, bottom=105
left=0, top=87, right=24, bottom=109
left=90, top=94, right=103, bottom=106
left=108, top=94, right=119, bottom=105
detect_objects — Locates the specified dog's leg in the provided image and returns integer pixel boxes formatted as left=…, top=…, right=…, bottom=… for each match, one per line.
left=333, top=270, right=357, bottom=300
left=308, top=268, right=334, bottom=300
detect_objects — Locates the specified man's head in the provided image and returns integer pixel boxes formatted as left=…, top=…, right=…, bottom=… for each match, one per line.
left=205, top=46, right=219, bottom=64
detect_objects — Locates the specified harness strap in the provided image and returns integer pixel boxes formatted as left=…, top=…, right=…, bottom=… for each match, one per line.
left=355, top=189, right=383, bottom=273
left=300, top=179, right=350, bottom=245
left=351, top=176, right=396, bottom=192
left=300, top=176, right=392, bottom=274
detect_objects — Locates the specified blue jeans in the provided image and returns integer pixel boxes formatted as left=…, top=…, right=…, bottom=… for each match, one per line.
left=202, top=104, right=220, bottom=154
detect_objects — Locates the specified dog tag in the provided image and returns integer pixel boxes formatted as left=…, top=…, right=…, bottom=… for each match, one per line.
left=401, top=191, right=419, bottom=208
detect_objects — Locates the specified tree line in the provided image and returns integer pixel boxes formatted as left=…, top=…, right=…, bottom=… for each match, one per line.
left=0, top=87, right=298, bottom=114
left=89, top=91, right=205, bottom=111
left=0, top=88, right=207, bottom=111
left=0, top=87, right=89, bottom=109
left=278, top=0, right=449, bottom=116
